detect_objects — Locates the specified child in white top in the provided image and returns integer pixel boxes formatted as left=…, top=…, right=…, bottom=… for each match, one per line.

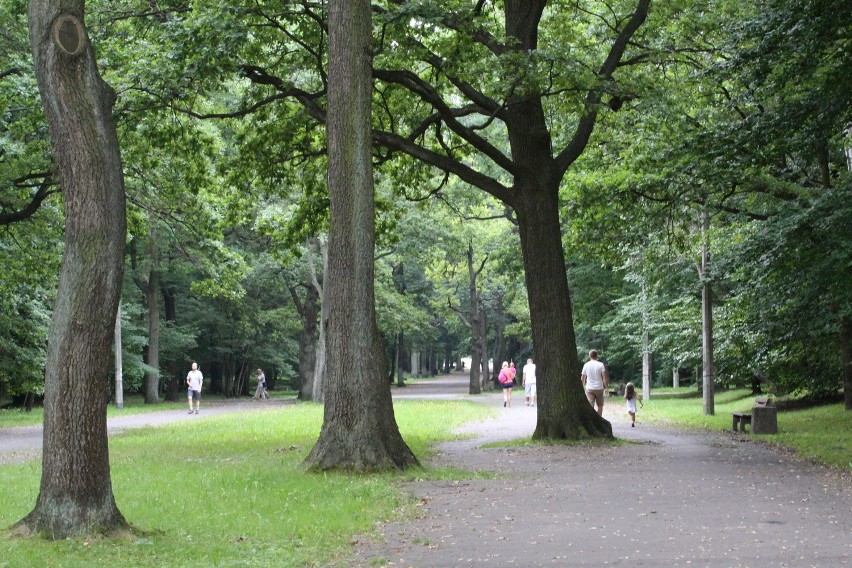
left=624, top=382, right=643, bottom=427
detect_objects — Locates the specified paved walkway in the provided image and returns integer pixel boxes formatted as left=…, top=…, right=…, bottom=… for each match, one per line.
left=0, top=398, right=291, bottom=465
left=355, top=374, right=851, bottom=567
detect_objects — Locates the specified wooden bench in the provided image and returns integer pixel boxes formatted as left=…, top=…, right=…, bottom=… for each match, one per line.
left=732, top=412, right=751, bottom=432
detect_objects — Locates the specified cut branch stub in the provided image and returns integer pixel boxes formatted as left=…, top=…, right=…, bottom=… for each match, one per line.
left=52, top=15, right=86, bottom=56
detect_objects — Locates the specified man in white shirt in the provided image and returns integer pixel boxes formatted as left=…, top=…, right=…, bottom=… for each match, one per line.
left=581, top=350, right=608, bottom=416
left=186, top=362, right=203, bottom=414
left=522, top=358, right=537, bottom=407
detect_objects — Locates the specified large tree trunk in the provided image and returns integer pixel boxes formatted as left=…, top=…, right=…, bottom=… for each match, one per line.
left=516, top=186, right=612, bottom=440
left=500, top=0, right=633, bottom=439
left=16, top=1, right=128, bottom=537
left=304, top=0, right=417, bottom=471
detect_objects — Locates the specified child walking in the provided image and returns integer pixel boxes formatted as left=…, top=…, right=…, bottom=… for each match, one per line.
left=624, top=382, right=643, bottom=426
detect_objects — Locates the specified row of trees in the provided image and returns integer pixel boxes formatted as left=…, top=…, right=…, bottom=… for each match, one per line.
left=0, top=0, right=849, bottom=537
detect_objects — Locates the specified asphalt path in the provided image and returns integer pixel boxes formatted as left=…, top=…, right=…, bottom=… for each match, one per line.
left=0, top=376, right=467, bottom=465
left=354, top=374, right=852, bottom=567
left=0, top=398, right=292, bottom=465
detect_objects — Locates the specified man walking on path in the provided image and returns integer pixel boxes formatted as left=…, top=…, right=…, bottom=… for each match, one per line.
left=186, top=362, right=203, bottom=414
left=522, top=358, right=537, bottom=407
left=581, top=350, right=608, bottom=416
left=253, top=368, right=268, bottom=400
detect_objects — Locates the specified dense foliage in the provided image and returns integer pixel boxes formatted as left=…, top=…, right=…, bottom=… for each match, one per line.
left=1, top=0, right=849, bottom=405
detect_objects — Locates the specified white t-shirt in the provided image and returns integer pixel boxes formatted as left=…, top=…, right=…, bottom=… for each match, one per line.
left=522, top=363, right=537, bottom=384
left=186, top=369, right=203, bottom=391
left=581, top=360, right=606, bottom=390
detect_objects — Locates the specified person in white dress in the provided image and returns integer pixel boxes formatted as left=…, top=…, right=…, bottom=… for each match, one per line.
left=624, top=382, right=643, bottom=426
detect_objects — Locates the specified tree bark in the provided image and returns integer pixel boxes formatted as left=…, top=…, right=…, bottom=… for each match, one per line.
left=114, top=303, right=123, bottom=409
left=161, top=284, right=181, bottom=402
left=304, top=0, right=417, bottom=471
left=17, top=0, right=127, bottom=536
left=516, top=186, right=613, bottom=439
left=642, top=331, right=652, bottom=400
left=700, top=209, right=715, bottom=415
left=395, top=330, right=406, bottom=386
left=840, top=315, right=852, bottom=411
left=290, top=280, right=319, bottom=400
left=480, top=306, right=490, bottom=390
left=142, top=226, right=160, bottom=403
left=468, top=246, right=485, bottom=394
left=492, top=293, right=506, bottom=380
left=308, top=238, right=327, bottom=402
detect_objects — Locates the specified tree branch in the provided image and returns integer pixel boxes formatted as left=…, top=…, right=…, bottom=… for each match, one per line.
left=372, top=128, right=513, bottom=204
left=0, top=177, right=57, bottom=226
left=555, top=0, right=650, bottom=174
left=374, top=68, right=516, bottom=177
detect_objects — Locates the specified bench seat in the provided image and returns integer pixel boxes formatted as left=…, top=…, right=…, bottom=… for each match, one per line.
left=732, top=412, right=752, bottom=432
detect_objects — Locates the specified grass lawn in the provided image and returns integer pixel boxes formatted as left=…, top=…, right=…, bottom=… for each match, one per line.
left=643, top=388, right=852, bottom=469
left=0, top=399, right=493, bottom=567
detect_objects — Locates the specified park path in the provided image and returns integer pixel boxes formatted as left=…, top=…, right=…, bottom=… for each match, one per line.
left=0, top=398, right=291, bottom=465
left=355, top=374, right=851, bottom=567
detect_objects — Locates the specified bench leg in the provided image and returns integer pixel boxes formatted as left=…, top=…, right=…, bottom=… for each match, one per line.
left=732, top=415, right=739, bottom=431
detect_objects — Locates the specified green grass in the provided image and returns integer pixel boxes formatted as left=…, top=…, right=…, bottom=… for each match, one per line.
left=0, top=399, right=493, bottom=567
left=644, top=389, right=852, bottom=469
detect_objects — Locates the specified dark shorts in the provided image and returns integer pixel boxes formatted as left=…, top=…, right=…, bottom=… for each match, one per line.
left=501, top=382, right=515, bottom=389
left=188, top=389, right=200, bottom=400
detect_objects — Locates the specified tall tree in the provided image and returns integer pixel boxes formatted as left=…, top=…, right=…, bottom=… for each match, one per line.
left=15, top=0, right=127, bottom=536
left=304, top=0, right=417, bottom=471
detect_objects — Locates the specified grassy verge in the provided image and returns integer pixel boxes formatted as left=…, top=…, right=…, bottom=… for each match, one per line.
left=0, top=399, right=493, bottom=567
left=643, top=389, right=851, bottom=469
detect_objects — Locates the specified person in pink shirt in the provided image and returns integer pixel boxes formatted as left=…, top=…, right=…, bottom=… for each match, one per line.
left=498, top=361, right=515, bottom=407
